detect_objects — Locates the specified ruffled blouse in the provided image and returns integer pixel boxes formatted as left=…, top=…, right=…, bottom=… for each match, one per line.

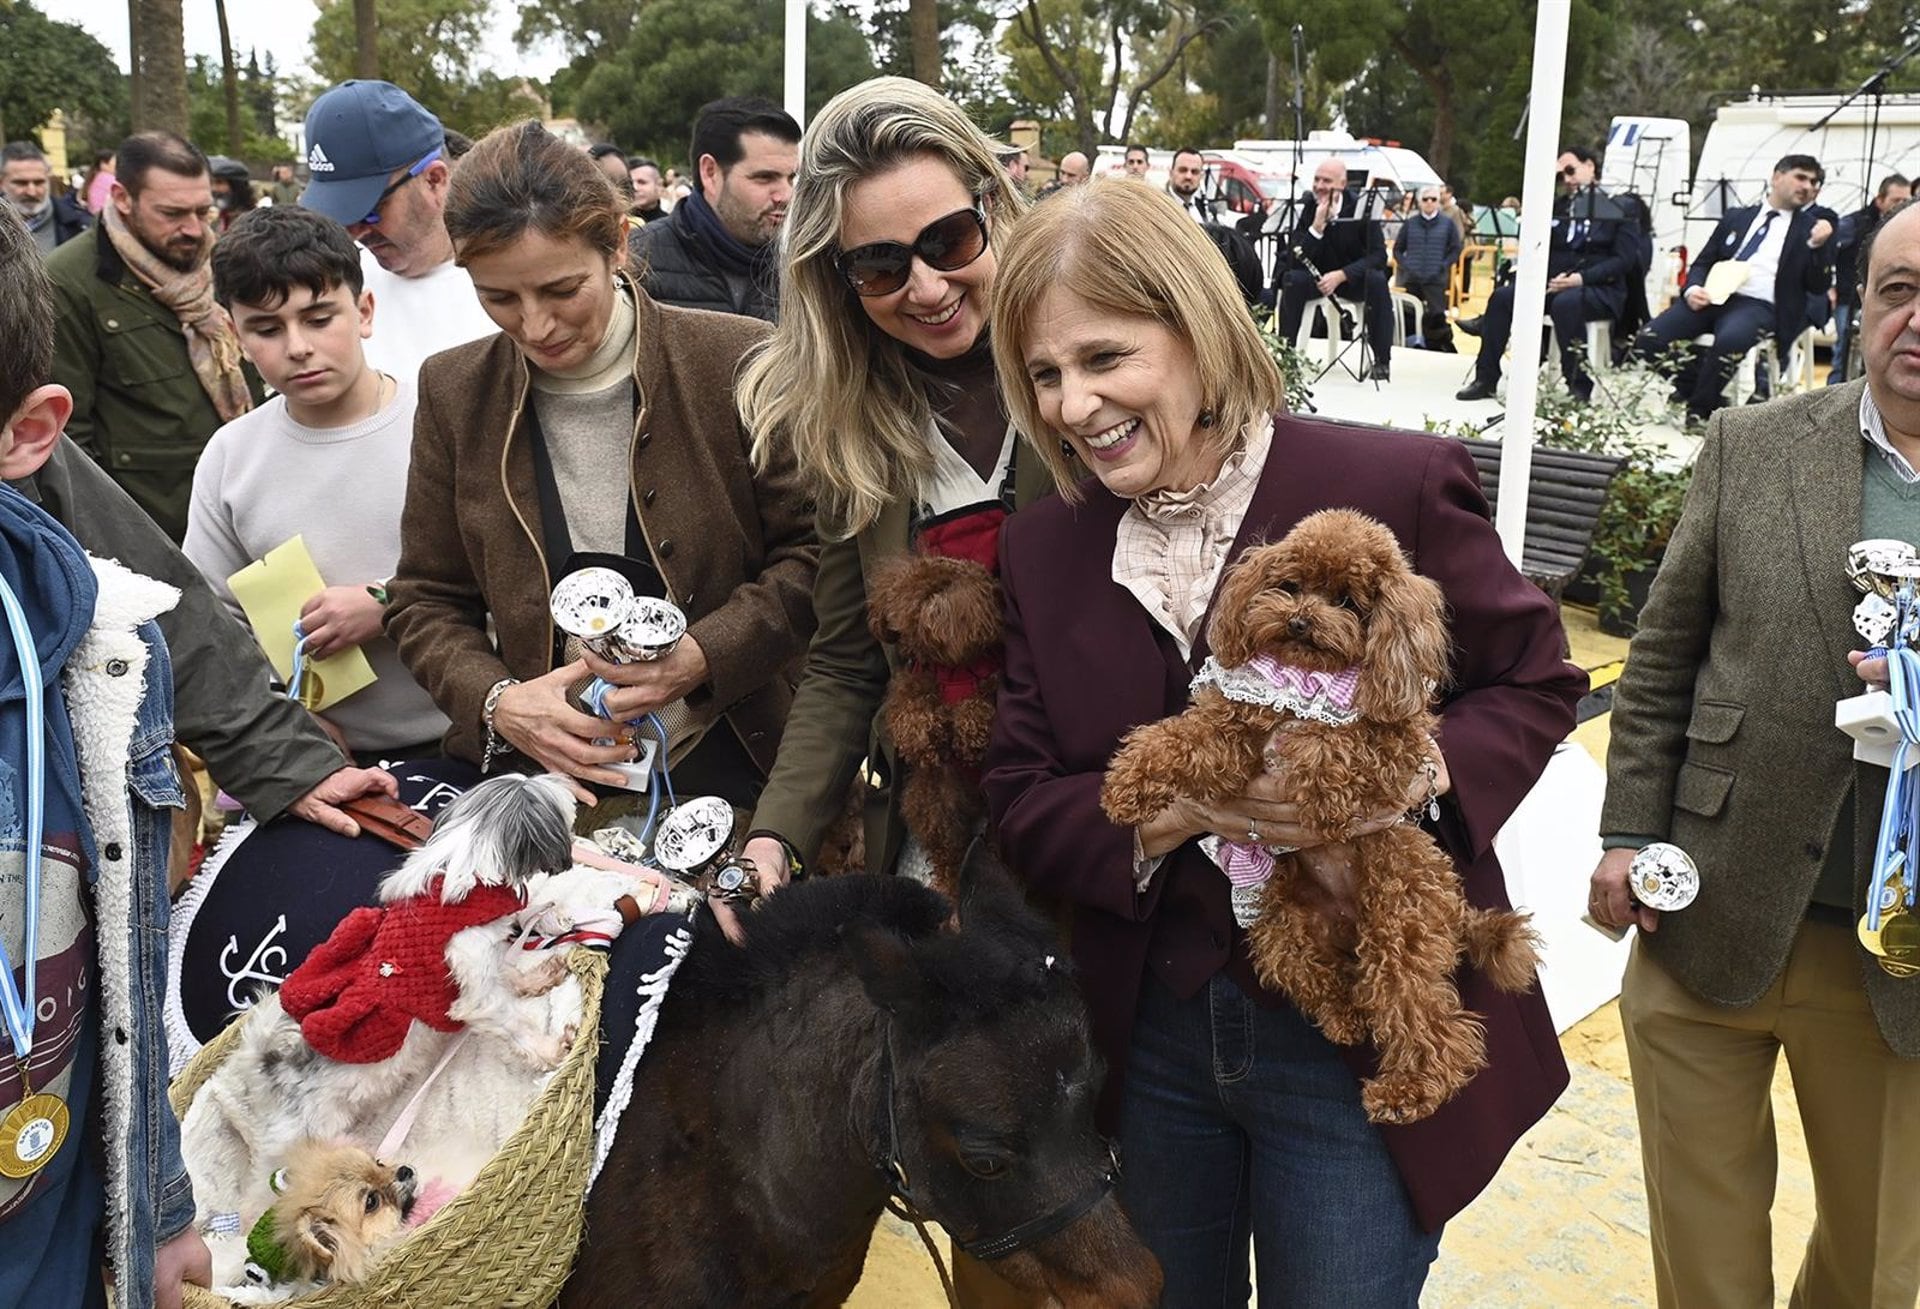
left=1111, top=415, right=1274, bottom=659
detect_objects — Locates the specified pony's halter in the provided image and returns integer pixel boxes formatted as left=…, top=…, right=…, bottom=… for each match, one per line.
left=870, top=1019, right=1120, bottom=1290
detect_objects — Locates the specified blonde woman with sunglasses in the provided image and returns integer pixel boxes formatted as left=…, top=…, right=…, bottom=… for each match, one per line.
left=734, top=78, right=1052, bottom=931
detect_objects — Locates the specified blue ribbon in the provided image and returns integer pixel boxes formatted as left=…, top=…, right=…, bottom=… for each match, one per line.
left=1869, top=585, right=1920, bottom=930
left=582, top=678, right=676, bottom=845
left=0, top=567, right=46, bottom=1059
left=284, top=619, right=311, bottom=706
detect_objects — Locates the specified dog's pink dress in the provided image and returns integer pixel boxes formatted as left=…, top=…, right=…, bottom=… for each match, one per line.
left=280, top=876, right=526, bottom=1063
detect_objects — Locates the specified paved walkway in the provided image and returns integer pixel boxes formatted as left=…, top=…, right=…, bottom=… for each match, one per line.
left=851, top=605, right=1821, bottom=1307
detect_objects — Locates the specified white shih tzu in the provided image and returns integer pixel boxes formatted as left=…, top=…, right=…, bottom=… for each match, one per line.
left=180, top=772, right=595, bottom=1290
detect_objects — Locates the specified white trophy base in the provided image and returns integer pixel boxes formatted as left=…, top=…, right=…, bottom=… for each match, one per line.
left=1835, top=691, right=1917, bottom=769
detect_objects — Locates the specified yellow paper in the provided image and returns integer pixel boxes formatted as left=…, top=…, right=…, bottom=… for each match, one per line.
left=1703, top=260, right=1752, bottom=305
left=226, top=535, right=376, bottom=712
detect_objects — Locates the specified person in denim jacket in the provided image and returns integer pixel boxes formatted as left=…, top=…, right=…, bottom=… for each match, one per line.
left=0, top=206, right=207, bottom=1307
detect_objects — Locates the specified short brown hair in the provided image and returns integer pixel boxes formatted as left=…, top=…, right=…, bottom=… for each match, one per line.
left=0, top=208, right=53, bottom=423
left=990, top=178, right=1285, bottom=497
left=444, top=120, right=624, bottom=265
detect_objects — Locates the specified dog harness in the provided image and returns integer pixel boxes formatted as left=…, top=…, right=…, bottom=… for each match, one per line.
left=279, top=876, right=526, bottom=1064
left=1190, top=656, right=1362, bottom=925
left=1189, top=654, right=1361, bottom=726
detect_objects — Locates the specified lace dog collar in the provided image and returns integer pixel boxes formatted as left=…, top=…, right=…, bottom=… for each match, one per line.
left=1190, top=654, right=1361, bottom=726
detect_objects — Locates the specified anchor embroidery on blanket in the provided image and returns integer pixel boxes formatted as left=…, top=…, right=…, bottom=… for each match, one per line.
left=220, top=913, right=290, bottom=1010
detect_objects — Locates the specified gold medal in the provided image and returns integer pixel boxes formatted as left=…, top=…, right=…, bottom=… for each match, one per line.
left=0, top=1092, right=69, bottom=1179
left=1880, top=956, right=1920, bottom=979
left=1860, top=912, right=1889, bottom=957
left=1883, top=909, right=1920, bottom=960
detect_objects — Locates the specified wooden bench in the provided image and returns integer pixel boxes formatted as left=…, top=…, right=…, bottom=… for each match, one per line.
left=1456, top=437, right=1626, bottom=601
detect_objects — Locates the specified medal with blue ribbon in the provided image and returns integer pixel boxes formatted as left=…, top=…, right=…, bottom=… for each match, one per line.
left=0, top=566, right=69, bottom=1179
left=1856, top=556, right=1920, bottom=978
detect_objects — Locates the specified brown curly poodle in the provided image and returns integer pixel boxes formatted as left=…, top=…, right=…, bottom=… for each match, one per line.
left=1101, top=509, right=1539, bottom=1123
left=867, top=553, right=1004, bottom=898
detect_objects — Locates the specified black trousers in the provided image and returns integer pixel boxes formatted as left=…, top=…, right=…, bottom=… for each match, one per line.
left=1278, top=267, right=1394, bottom=365
left=1471, top=282, right=1626, bottom=398
left=1631, top=294, right=1774, bottom=419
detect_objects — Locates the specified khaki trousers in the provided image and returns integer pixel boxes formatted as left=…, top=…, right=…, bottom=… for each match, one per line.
left=1620, top=918, right=1920, bottom=1309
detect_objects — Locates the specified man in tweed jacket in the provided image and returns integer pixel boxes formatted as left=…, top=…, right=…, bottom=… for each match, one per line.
left=1591, top=198, right=1920, bottom=1308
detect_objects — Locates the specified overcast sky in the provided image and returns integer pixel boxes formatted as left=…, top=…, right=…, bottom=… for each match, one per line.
left=45, top=0, right=571, bottom=83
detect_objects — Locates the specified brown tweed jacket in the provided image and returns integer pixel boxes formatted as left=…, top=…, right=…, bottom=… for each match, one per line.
left=1602, top=378, right=1920, bottom=1054
left=385, top=281, right=819, bottom=773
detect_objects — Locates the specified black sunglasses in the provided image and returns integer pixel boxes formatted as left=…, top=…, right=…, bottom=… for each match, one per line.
left=834, top=206, right=989, bottom=297
left=362, top=148, right=442, bottom=226
left=1558, top=165, right=1580, bottom=179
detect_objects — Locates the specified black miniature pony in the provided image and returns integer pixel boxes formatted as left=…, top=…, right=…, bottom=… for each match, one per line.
left=563, top=858, right=1161, bottom=1308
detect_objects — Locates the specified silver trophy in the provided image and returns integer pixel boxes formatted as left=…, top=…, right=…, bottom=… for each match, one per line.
left=1628, top=842, right=1699, bottom=911
left=652, top=796, right=761, bottom=905
left=550, top=567, right=686, bottom=664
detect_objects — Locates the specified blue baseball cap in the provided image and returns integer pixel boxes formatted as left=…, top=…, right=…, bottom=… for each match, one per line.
left=301, top=81, right=445, bottom=225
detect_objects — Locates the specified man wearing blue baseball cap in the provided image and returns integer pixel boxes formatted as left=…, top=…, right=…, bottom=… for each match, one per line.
left=301, top=81, right=494, bottom=383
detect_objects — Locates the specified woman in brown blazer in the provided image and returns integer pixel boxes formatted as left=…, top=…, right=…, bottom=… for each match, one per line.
left=984, top=180, right=1586, bottom=1306
left=734, top=77, right=1044, bottom=891
left=384, top=121, right=817, bottom=808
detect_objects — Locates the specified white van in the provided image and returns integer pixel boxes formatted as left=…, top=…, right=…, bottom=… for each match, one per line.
left=1232, top=130, right=1444, bottom=206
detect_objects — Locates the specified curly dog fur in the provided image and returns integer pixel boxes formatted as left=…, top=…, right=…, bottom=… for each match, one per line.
left=1100, top=509, right=1539, bottom=1123
left=868, top=553, right=1004, bottom=897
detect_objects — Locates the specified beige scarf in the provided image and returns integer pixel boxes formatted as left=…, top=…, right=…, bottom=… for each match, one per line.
left=101, top=203, right=253, bottom=422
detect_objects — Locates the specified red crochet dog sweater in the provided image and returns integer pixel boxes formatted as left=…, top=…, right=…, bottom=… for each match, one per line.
left=280, top=877, right=526, bottom=1064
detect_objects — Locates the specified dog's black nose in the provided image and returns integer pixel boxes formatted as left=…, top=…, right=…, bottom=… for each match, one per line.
left=395, top=1165, right=415, bottom=1184
left=1288, top=616, right=1311, bottom=637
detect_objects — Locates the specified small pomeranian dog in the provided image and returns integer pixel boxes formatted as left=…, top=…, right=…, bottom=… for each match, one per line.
left=183, top=773, right=588, bottom=1289
left=268, top=1140, right=419, bottom=1284
left=1101, top=510, right=1539, bottom=1124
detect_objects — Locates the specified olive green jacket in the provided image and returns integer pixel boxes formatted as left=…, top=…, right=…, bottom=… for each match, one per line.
left=45, top=224, right=265, bottom=541
left=749, top=447, right=1055, bottom=873
left=1602, top=379, right=1920, bottom=1055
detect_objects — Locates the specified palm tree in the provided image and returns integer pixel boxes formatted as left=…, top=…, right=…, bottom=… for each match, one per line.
left=214, top=0, right=242, bottom=152
left=131, top=0, right=190, bottom=135
left=355, top=0, right=378, bottom=78
left=909, top=0, right=940, bottom=89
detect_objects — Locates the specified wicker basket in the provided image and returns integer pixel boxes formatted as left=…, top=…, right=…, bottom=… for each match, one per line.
left=169, top=950, right=608, bottom=1309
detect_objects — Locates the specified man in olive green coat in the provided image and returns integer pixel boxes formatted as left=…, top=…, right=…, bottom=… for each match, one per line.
left=1591, top=198, right=1920, bottom=1308
left=46, top=132, right=263, bottom=541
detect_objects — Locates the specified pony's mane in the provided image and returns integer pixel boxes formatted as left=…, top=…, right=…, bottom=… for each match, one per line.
left=678, top=874, right=1065, bottom=1017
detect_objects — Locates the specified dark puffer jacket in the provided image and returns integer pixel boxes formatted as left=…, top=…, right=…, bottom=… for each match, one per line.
left=628, top=205, right=778, bottom=322
left=1393, top=211, right=1463, bottom=285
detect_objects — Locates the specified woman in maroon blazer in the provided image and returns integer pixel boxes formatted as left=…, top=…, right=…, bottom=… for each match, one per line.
left=983, top=179, right=1585, bottom=1306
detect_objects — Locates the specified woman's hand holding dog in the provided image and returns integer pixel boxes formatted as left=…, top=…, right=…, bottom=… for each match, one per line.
left=1136, top=774, right=1406, bottom=860
left=582, top=637, right=711, bottom=720
left=493, top=661, right=642, bottom=800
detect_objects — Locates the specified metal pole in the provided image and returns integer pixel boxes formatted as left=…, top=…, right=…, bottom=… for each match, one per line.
left=1495, top=0, right=1572, bottom=564
left=785, top=0, right=808, bottom=128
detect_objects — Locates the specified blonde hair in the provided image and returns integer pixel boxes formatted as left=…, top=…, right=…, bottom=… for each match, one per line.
left=990, top=179, right=1285, bottom=498
left=737, top=77, right=1029, bottom=537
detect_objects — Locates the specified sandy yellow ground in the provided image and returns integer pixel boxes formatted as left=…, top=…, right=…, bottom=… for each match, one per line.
left=850, top=604, right=1821, bottom=1308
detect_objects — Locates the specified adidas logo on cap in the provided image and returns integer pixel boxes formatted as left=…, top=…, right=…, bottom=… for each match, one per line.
left=308, top=143, right=333, bottom=173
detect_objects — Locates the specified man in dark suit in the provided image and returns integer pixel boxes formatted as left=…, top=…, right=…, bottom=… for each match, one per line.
left=1829, top=174, right=1912, bottom=384
left=1592, top=197, right=1920, bottom=1308
left=1457, top=145, right=1642, bottom=403
left=1273, top=157, right=1394, bottom=380
left=1631, top=153, right=1835, bottom=424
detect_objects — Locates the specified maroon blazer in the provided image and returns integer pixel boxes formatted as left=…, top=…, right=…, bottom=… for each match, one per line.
left=983, top=414, right=1585, bottom=1231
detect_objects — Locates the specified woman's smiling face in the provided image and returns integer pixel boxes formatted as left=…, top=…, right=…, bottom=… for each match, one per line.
left=838, top=154, right=994, bottom=359
left=1020, top=285, right=1216, bottom=500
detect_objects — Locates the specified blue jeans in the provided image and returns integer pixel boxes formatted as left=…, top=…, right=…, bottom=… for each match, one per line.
left=1117, top=973, right=1441, bottom=1308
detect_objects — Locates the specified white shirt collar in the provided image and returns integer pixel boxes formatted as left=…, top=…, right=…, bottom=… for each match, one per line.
left=1862, top=386, right=1920, bottom=484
